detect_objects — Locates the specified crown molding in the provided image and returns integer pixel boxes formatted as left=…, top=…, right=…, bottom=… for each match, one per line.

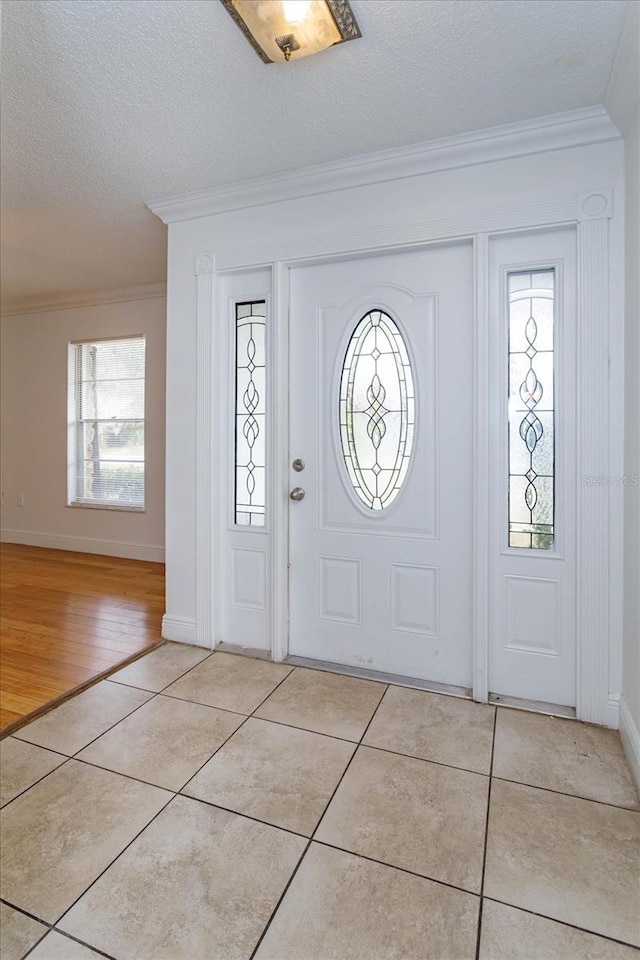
left=147, top=106, right=619, bottom=224
left=1, top=281, right=167, bottom=318
left=604, top=0, right=640, bottom=136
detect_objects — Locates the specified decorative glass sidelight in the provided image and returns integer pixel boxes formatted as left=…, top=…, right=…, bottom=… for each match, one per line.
left=508, top=270, right=555, bottom=549
left=339, top=309, right=415, bottom=510
left=235, top=301, right=266, bottom=526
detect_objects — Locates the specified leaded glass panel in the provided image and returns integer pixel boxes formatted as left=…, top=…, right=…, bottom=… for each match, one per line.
left=508, top=270, right=555, bottom=549
left=339, top=309, right=415, bottom=510
left=235, top=301, right=266, bottom=526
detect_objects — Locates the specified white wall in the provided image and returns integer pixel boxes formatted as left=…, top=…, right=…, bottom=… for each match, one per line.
left=604, top=0, right=640, bottom=781
left=157, top=127, right=626, bottom=717
left=622, top=104, right=640, bottom=782
left=0, top=296, right=166, bottom=561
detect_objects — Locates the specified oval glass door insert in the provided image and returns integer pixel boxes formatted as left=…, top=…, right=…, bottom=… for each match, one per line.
left=339, top=309, right=415, bottom=510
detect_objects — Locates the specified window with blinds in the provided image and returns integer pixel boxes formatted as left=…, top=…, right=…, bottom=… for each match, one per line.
left=68, top=336, right=146, bottom=509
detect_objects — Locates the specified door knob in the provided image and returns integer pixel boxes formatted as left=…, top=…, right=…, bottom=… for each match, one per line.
left=290, top=486, right=305, bottom=501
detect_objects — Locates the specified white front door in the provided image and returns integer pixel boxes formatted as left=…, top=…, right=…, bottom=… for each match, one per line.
left=288, top=243, right=475, bottom=687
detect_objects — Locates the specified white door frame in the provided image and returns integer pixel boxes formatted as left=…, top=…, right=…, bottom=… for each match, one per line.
left=195, top=189, right=615, bottom=726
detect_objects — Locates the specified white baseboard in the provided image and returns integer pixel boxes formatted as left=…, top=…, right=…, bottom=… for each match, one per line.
left=1, top=528, right=164, bottom=563
left=606, top=693, right=620, bottom=729
left=161, top=614, right=207, bottom=647
left=619, top=696, right=640, bottom=792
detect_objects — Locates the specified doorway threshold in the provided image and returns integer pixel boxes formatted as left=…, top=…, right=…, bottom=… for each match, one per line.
left=217, top=641, right=272, bottom=661
left=488, top=692, right=576, bottom=719
left=217, top=646, right=576, bottom=720
left=285, top=656, right=472, bottom=700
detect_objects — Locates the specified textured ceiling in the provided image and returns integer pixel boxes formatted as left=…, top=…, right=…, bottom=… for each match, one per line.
left=0, top=0, right=627, bottom=306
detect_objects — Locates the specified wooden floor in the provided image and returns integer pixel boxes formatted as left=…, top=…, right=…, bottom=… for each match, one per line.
left=0, top=543, right=165, bottom=732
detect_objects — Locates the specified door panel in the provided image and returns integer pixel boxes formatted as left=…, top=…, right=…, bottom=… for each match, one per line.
left=289, top=244, right=474, bottom=686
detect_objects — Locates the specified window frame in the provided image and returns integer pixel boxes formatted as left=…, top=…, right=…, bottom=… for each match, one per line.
left=67, top=334, right=146, bottom=512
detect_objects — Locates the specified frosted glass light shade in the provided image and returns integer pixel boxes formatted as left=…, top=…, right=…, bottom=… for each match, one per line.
left=221, top=0, right=361, bottom=63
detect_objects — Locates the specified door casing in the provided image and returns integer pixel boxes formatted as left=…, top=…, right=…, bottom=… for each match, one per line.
left=198, top=189, right=617, bottom=727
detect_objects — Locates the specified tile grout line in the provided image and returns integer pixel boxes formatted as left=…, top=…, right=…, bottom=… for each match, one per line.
left=360, top=739, right=491, bottom=779
left=10, top=727, right=639, bottom=950
left=11, top=652, right=238, bottom=931
left=8, top=642, right=214, bottom=753
left=243, top=665, right=348, bottom=960
left=310, top=682, right=390, bottom=842
left=122, top=651, right=640, bottom=807
left=178, top=651, right=300, bottom=804
left=177, top=713, right=258, bottom=797
left=10, top=649, right=224, bottom=771
left=73, top=696, right=251, bottom=789
left=62, top=647, right=228, bottom=757
left=179, top=793, right=310, bottom=841
left=0, top=638, right=167, bottom=740
left=22, top=926, right=118, bottom=960
left=0, top=897, right=120, bottom=960
left=141, top=648, right=218, bottom=695
left=0, top=756, right=73, bottom=811
left=4, top=663, right=299, bottom=825
left=475, top=705, right=498, bottom=960
left=487, top=773, right=640, bottom=813
left=73, top=756, right=185, bottom=796
left=31, top=678, right=636, bottom=814
left=2, top=739, right=77, bottom=761
left=12, top=646, right=638, bottom=810
left=51, top=791, right=176, bottom=936
left=247, top=838, right=313, bottom=960
left=107, top=649, right=216, bottom=696
left=480, top=896, right=640, bottom=950
left=311, top=837, right=482, bottom=899
left=247, top=681, right=390, bottom=959
left=0, top=897, right=55, bottom=928
left=67, top=692, right=163, bottom=759
left=11, top=691, right=158, bottom=760
left=231, top=709, right=362, bottom=745
left=0, top=900, right=52, bottom=960
left=6, top=653, right=639, bottom=954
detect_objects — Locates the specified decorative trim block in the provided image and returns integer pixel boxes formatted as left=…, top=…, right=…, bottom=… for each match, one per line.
left=577, top=190, right=613, bottom=221
left=195, top=252, right=215, bottom=275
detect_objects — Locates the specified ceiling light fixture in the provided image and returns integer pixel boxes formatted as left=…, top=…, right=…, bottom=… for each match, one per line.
left=220, top=0, right=361, bottom=63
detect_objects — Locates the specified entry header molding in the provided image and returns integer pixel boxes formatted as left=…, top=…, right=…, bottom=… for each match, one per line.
left=147, top=107, right=618, bottom=225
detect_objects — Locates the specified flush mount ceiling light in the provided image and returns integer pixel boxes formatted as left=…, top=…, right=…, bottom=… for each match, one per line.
left=220, top=0, right=361, bottom=63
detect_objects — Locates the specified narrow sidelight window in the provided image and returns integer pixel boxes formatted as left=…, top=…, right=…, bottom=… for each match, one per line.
left=508, top=270, right=555, bottom=549
left=235, top=301, right=266, bottom=526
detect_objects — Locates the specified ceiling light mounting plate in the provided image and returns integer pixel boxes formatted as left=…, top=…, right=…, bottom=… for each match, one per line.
left=220, top=0, right=361, bottom=64
left=275, top=34, right=301, bottom=61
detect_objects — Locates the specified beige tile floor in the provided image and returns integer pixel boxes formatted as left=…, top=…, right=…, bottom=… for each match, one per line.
left=1, top=642, right=639, bottom=960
